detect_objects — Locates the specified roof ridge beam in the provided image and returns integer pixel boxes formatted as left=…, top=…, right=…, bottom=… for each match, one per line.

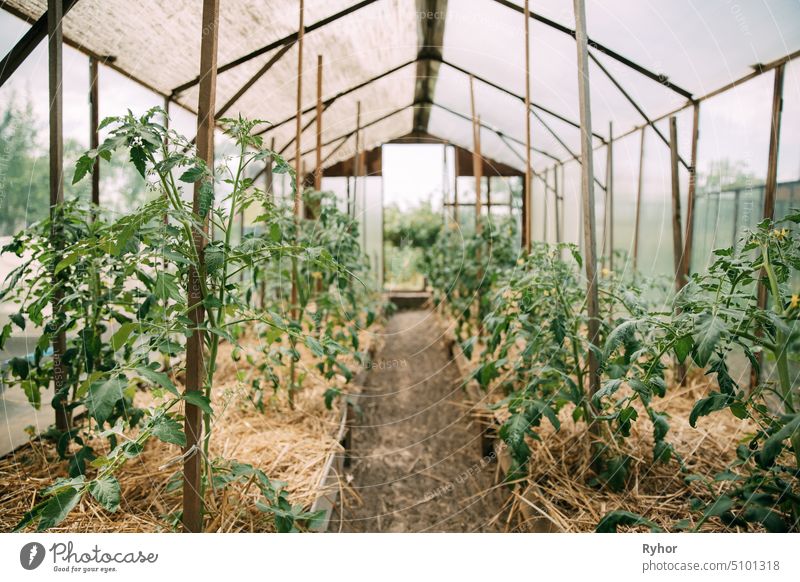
left=491, top=0, right=693, bottom=100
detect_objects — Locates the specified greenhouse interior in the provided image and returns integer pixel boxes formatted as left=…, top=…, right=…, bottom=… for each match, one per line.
left=0, top=0, right=799, bottom=538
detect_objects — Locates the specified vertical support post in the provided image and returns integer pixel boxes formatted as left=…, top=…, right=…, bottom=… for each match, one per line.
left=762, top=64, right=785, bottom=223
left=163, top=96, right=170, bottom=226
left=48, top=0, right=69, bottom=433
left=606, top=121, right=614, bottom=272
left=668, top=116, right=684, bottom=292
left=486, top=173, right=492, bottom=216
left=352, top=101, right=361, bottom=219
left=572, top=0, right=601, bottom=413
left=554, top=162, right=561, bottom=243
left=184, top=0, right=219, bottom=534
left=633, top=126, right=645, bottom=272
left=469, top=75, right=482, bottom=234
left=314, top=54, right=323, bottom=191
left=681, top=103, right=700, bottom=284
left=288, top=0, right=305, bottom=410
left=542, top=167, right=549, bottom=242
left=294, top=0, right=305, bottom=219
left=523, top=0, right=532, bottom=252
left=732, top=189, right=740, bottom=244
left=265, top=136, right=275, bottom=200
left=753, top=63, right=785, bottom=387
left=89, top=56, right=100, bottom=207
left=453, top=145, right=459, bottom=223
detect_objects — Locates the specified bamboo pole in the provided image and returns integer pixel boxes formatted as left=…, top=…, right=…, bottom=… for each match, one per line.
left=469, top=75, right=482, bottom=234
left=183, top=0, right=219, bottom=534
left=572, top=0, right=601, bottom=417
left=314, top=54, right=323, bottom=191
left=632, top=126, right=645, bottom=272
left=48, top=0, right=69, bottom=433
left=523, top=0, right=532, bottom=251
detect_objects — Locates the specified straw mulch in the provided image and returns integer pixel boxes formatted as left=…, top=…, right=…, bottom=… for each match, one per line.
left=0, top=328, right=377, bottom=533
left=502, top=373, right=757, bottom=533
left=433, top=309, right=762, bottom=533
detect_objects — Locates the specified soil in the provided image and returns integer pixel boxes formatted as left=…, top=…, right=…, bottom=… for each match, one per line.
left=335, top=309, right=507, bottom=532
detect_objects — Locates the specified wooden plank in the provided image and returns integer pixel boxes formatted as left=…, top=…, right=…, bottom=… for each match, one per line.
left=314, top=54, right=324, bottom=190
left=183, top=0, right=219, bottom=534
left=572, top=0, right=601, bottom=414
left=633, top=127, right=645, bottom=272
left=523, top=0, right=532, bottom=251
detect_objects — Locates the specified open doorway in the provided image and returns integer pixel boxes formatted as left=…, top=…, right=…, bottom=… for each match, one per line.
left=382, top=143, right=451, bottom=291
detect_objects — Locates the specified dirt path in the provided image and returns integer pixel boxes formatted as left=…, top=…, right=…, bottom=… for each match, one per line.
left=335, top=309, right=507, bottom=532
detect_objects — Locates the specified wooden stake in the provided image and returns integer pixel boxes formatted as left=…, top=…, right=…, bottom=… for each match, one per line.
left=89, top=56, right=99, bottom=207
left=523, top=0, right=532, bottom=252
left=753, top=64, right=785, bottom=387
left=632, top=126, right=645, bottom=272
left=314, top=54, right=323, bottom=190
left=352, top=101, right=361, bottom=219
left=668, top=116, right=684, bottom=292
left=469, top=75, right=482, bottom=233
left=453, top=145, right=459, bottom=223
left=183, top=0, right=219, bottom=534
left=294, top=0, right=305, bottom=219
left=48, top=0, right=69, bottom=433
left=266, top=136, right=275, bottom=200
left=762, top=64, right=785, bottom=223
left=681, top=103, right=700, bottom=285
left=554, top=162, right=562, bottom=243
left=606, top=121, right=614, bottom=272
left=572, top=0, right=601, bottom=411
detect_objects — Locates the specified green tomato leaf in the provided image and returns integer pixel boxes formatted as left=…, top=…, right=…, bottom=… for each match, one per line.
left=89, top=475, right=121, bottom=512
left=183, top=391, right=213, bottom=415
left=150, top=414, right=186, bottom=446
